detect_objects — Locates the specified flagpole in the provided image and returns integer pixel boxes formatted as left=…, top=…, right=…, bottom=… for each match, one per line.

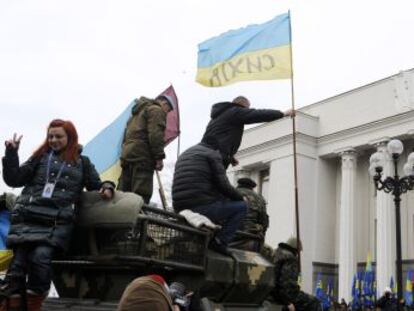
left=288, top=10, right=301, bottom=272
left=156, top=171, right=168, bottom=210
left=177, top=134, right=181, bottom=159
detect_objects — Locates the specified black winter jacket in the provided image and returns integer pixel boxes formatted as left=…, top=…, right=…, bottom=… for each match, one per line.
left=202, top=102, right=284, bottom=167
left=376, top=295, right=398, bottom=311
left=172, top=143, right=243, bottom=212
left=2, top=147, right=110, bottom=251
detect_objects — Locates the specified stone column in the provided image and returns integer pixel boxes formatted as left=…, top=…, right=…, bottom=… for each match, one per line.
left=338, top=150, right=357, bottom=302
left=375, top=142, right=396, bottom=297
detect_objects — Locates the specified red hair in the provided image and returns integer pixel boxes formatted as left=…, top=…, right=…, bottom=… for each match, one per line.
left=32, top=119, right=79, bottom=163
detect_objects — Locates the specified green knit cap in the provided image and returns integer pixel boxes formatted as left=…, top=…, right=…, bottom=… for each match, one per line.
left=286, top=236, right=302, bottom=251
left=0, top=192, right=16, bottom=211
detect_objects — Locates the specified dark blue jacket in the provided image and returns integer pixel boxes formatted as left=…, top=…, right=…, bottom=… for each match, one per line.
left=2, top=147, right=109, bottom=251
left=172, top=142, right=243, bottom=212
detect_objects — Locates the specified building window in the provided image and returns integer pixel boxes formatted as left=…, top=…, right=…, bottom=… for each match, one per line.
left=259, top=169, right=270, bottom=201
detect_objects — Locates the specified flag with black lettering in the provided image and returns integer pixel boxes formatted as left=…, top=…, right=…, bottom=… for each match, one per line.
left=196, top=12, right=291, bottom=87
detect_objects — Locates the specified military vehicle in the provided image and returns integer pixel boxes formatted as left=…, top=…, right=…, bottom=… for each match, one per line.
left=44, top=194, right=283, bottom=311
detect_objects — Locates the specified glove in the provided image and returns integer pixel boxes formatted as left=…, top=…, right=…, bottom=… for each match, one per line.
left=179, top=210, right=218, bottom=230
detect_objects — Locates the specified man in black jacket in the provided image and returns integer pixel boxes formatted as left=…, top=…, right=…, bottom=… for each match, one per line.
left=172, top=137, right=247, bottom=255
left=376, top=287, right=398, bottom=311
left=202, top=96, right=294, bottom=168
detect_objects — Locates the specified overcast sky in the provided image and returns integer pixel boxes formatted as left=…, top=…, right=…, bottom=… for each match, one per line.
left=1, top=0, right=414, bottom=194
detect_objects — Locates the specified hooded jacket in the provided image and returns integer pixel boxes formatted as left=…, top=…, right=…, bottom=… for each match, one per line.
left=202, top=102, right=284, bottom=166
left=121, top=97, right=167, bottom=167
left=172, top=142, right=243, bottom=212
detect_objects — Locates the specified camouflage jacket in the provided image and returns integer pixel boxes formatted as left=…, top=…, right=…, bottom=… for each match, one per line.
left=272, top=243, right=301, bottom=305
left=120, top=97, right=167, bottom=167
left=236, top=187, right=268, bottom=237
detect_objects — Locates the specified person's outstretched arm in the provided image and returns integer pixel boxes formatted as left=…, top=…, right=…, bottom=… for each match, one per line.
left=232, top=106, right=286, bottom=125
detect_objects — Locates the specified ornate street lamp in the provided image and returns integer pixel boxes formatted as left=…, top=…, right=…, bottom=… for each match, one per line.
left=369, top=139, right=414, bottom=308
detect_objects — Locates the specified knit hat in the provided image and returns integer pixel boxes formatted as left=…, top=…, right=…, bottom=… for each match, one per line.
left=0, top=192, right=16, bottom=211
left=237, top=178, right=257, bottom=189
left=286, top=236, right=302, bottom=251
left=157, top=95, right=174, bottom=110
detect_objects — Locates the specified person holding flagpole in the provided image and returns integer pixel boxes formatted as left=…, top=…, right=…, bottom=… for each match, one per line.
left=118, top=95, right=174, bottom=203
left=201, top=96, right=294, bottom=169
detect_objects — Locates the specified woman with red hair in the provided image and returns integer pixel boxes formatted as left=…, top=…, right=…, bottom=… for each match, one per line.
left=0, top=119, right=114, bottom=311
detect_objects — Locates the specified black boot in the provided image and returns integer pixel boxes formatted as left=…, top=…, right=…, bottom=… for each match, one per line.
left=209, top=237, right=232, bottom=256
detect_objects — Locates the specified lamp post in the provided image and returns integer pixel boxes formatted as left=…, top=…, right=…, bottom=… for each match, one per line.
left=369, top=139, right=414, bottom=308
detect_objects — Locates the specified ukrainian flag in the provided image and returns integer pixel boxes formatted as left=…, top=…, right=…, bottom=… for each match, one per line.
left=196, top=12, right=291, bottom=87
left=405, top=270, right=413, bottom=306
left=83, top=100, right=135, bottom=183
left=82, top=86, right=180, bottom=184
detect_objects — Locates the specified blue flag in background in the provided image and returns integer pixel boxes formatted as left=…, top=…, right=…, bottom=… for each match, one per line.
left=326, top=278, right=333, bottom=309
left=390, top=276, right=395, bottom=294
left=0, top=210, right=10, bottom=249
left=315, top=273, right=324, bottom=299
left=352, top=272, right=362, bottom=309
left=315, top=274, right=330, bottom=310
left=362, top=253, right=374, bottom=308
left=0, top=209, right=13, bottom=271
left=405, top=270, right=413, bottom=306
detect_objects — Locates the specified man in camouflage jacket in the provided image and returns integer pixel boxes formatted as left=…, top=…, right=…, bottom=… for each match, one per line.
left=229, top=177, right=268, bottom=252
left=272, top=237, right=322, bottom=311
left=118, top=96, right=173, bottom=203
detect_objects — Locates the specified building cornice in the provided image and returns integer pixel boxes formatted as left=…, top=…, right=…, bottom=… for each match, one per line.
left=318, top=109, right=414, bottom=148
left=237, top=132, right=317, bottom=158
left=300, top=68, right=414, bottom=112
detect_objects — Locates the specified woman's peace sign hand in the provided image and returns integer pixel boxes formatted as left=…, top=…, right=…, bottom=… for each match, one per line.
left=5, top=133, right=23, bottom=150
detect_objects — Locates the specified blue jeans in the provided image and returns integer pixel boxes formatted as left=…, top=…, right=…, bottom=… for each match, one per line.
left=192, top=200, right=247, bottom=245
left=6, top=244, right=55, bottom=294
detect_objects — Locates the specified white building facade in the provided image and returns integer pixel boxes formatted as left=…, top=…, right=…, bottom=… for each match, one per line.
left=229, top=69, right=414, bottom=301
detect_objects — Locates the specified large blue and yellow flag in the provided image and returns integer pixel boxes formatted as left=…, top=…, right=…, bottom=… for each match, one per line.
left=83, top=101, right=134, bottom=183
left=196, top=12, right=291, bottom=87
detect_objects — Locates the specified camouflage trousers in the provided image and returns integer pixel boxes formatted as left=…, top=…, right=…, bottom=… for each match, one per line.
left=118, top=161, right=154, bottom=204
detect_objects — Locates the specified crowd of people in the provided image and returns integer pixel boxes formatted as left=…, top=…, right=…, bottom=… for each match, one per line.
left=0, top=94, right=318, bottom=310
